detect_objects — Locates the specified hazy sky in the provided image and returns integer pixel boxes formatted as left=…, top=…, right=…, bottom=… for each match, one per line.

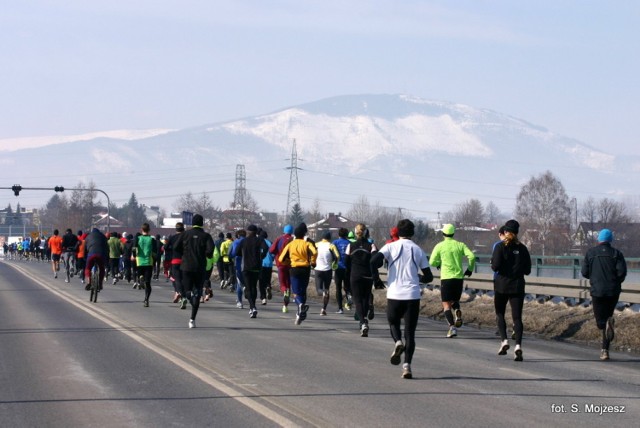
left=2, top=1, right=639, bottom=155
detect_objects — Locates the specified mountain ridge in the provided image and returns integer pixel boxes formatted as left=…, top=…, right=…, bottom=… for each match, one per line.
left=1, top=94, right=638, bottom=218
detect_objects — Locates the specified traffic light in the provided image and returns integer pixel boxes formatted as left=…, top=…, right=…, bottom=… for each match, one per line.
left=54, top=186, right=65, bottom=192
left=11, top=184, right=21, bottom=196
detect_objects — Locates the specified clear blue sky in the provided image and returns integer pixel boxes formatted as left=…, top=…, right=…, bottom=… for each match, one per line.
left=2, top=1, right=639, bottom=155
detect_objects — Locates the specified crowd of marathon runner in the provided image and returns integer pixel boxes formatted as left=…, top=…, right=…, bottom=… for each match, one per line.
left=3, top=215, right=624, bottom=376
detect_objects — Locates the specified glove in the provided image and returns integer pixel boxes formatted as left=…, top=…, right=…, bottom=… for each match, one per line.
left=464, top=269, right=473, bottom=277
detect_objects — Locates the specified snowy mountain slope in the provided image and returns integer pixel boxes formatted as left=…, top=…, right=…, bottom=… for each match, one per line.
left=1, top=94, right=637, bottom=219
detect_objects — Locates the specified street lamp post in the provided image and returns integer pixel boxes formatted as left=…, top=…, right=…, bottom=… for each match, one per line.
left=2, top=185, right=111, bottom=232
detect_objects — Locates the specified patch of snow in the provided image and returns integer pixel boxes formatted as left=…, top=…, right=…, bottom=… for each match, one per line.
left=0, top=129, right=175, bottom=152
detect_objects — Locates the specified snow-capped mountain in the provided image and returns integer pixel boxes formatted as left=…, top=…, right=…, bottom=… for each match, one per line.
left=2, top=94, right=637, bottom=219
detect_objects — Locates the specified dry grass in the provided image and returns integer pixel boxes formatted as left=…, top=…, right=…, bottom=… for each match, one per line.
left=268, top=276, right=640, bottom=354
left=374, top=287, right=640, bottom=354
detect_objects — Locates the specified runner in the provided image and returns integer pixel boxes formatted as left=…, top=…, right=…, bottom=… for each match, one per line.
left=229, top=229, right=247, bottom=308
left=258, top=230, right=274, bottom=305
left=371, top=219, right=432, bottom=379
left=581, top=228, right=627, bottom=361
left=278, top=223, right=317, bottom=325
left=220, top=232, right=235, bottom=289
left=173, top=214, right=214, bottom=328
left=429, top=224, right=476, bottom=338
left=61, top=228, right=79, bottom=283
left=269, top=225, right=294, bottom=313
left=345, top=224, right=377, bottom=336
left=48, top=229, right=63, bottom=279
left=332, top=228, right=350, bottom=314
left=134, top=223, right=157, bottom=307
left=107, top=231, right=123, bottom=284
left=235, top=225, right=269, bottom=318
left=491, top=220, right=531, bottom=362
left=166, top=223, right=186, bottom=307
left=315, top=231, right=339, bottom=316
left=76, top=230, right=86, bottom=284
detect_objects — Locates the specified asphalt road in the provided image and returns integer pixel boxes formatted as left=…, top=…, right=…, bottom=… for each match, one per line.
left=1, top=259, right=638, bottom=428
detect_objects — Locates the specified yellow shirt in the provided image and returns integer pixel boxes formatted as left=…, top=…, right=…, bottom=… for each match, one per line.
left=278, top=238, right=317, bottom=268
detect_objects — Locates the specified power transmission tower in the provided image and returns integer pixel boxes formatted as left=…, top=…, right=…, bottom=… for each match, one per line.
left=233, top=164, right=246, bottom=209
left=286, top=139, right=301, bottom=219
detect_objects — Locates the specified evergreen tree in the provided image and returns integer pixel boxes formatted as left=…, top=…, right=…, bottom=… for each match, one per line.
left=288, top=203, right=305, bottom=227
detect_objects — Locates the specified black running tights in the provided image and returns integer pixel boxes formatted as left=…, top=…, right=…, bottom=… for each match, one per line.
left=494, top=292, right=524, bottom=345
left=386, top=299, right=420, bottom=365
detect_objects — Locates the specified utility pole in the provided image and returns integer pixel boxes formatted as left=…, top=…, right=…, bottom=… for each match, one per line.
left=285, top=139, right=301, bottom=220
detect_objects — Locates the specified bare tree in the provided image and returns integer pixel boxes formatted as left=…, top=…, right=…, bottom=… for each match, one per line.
left=484, top=201, right=502, bottom=225
left=175, top=192, right=220, bottom=229
left=453, top=199, right=485, bottom=227
left=347, top=195, right=373, bottom=224
left=598, top=198, right=631, bottom=224
left=307, top=198, right=323, bottom=224
left=515, top=171, right=571, bottom=255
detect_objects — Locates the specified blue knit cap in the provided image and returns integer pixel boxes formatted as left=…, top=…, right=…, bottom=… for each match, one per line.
left=598, top=229, right=613, bottom=243
left=283, top=224, right=293, bottom=234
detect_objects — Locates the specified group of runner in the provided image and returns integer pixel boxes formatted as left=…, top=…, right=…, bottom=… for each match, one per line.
left=7, top=214, right=624, bottom=376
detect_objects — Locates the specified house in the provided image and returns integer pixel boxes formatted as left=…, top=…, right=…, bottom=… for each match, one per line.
left=575, top=221, right=640, bottom=256
left=307, top=213, right=357, bottom=241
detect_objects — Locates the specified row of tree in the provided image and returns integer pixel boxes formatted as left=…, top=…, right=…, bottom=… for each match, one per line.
left=7, top=172, right=638, bottom=256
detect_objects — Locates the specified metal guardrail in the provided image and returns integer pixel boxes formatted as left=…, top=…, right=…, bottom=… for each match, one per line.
left=426, top=272, right=640, bottom=305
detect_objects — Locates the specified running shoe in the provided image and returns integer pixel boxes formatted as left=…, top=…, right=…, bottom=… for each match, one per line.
left=360, top=323, right=369, bottom=337
left=172, top=292, right=180, bottom=303
left=85, top=283, right=91, bottom=291
left=54, top=273, right=57, bottom=279
left=600, top=349, right=610, bottom=360
left=447, top=326, right=458, bottom=338
left=390, top=341, right=404, bottom=365
left=401, top=363, right=412, bottom=379
left=294, top=315, right=301, bottom=325
left=143, top=300, right=149, bottom=307
left=282, top=305, right=288, bottom=313
left=498, top=340, right=510, bottom=355
left=261, top=298, right=267, bottom=305
left=354, top=312, right=360, bottom=321
left=605, top=317, right=615, bottom=342
left=320, top=308, right=327, bottom=316
left=336, top=308, right=344, bottom=314
left=344, top=302, right=351, bottom=311
left=180, top=298, right=188, bottom=310
left=454, top=309, right=463, bottom=328
left=236, top=301, right=243, bottom=309
left=514, top=346, right=523, bottom=362
left=511, top=330, right=516, bottom=340
left=266, top=287, right=272, bottom=300
left=65, top=279, right=69, bottom=283
left=250, top=309, right=257, bottom=319
left=367, top=306, right=375, bottom=320
left=189, top=319, right=196, bottom=329
left=299, top=304, right=309, bottom=321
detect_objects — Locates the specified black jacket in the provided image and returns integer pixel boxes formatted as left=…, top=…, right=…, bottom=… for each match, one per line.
left=61, top=232, right=79, bottom=252
left=491, top=241, right=531, bottom=295
left=236, top=234, right=269, bottom=272
left=175, top=226, right=214, bottom=273
left=85, top=229, right=109, bottom=258
left=581, top=242, right=627, bottom=297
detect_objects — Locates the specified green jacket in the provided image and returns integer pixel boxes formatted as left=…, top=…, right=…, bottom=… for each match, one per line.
left=429, top=237, right=476, bottom=280
left=108, top=236, right=123, bottom=259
